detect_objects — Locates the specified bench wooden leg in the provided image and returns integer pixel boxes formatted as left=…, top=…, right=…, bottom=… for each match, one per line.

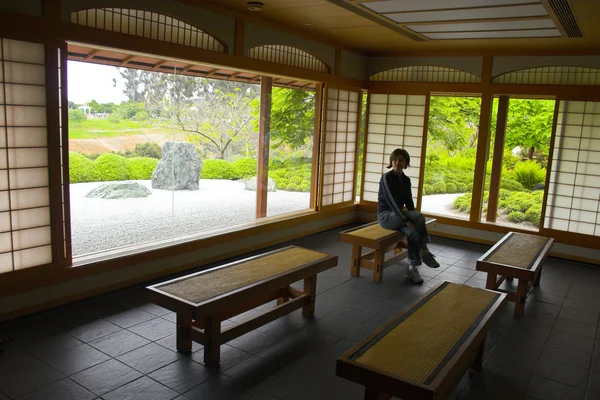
left=514, top=279, right=528, bottom=317
left=471, top=337, right=486, bottom=371
left=303, top=275, right=317, bottom=317
left=533, top=267, right=542, bottom=286
left=364, top=387, right=391, bottom=400
left=373, top=250, right=384, bottom=283
left=485, top=273, right=497, bottom=290
left=277, top=287, right=290, bottom=305
left=351, top=245, right=362, bottom=277
left=176, top=314, right=192, bottom=354
left=203, top=315, right=221, bottom=366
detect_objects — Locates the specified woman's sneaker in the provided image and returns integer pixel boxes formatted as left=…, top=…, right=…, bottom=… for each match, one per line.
left=407, top=267, right=424, bottom=284
left=422, top=252, right=440, bottom=268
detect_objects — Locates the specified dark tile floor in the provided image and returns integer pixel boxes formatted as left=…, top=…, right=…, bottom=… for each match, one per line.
left=1, top=224, right=599, bottom=400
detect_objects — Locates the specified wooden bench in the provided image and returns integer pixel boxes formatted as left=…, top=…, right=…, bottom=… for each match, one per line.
left=339, top=219, right=435, bottom=282
left=146, top=246, right=337, bottom=366
left=336, top=282, right=506, bottom=400
left=476, top=231, right=554, bottom=317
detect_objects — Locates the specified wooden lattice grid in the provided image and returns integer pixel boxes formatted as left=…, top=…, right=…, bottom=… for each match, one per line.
left=0, top=38, right=53, bottom=273
left=545, top=100, right=600, bottom=236
left=362, top=94, right=426, bottom=203
left=71, top=8, right=225, bottom=53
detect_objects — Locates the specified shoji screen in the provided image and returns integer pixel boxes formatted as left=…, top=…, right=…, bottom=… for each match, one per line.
left=0, top=39, right=52, bottom=273
left=362, top=94, right=426, bottom=202
left=321, top=88, right=359, bottom=207
left=544, top=101, right=600, bottom=236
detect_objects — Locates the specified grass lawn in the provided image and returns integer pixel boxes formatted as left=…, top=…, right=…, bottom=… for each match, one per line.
left=69, top=119, right=170, bottom=139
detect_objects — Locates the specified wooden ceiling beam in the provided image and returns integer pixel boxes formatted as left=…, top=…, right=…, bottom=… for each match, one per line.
left=83, top=49, right=98, bottom=61
left=151, top=60, right=168, bottom=70
left=118, top=55, right=135, bottom=66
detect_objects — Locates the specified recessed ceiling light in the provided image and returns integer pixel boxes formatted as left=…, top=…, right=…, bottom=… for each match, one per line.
left=247, top=2, right=264, bottom=11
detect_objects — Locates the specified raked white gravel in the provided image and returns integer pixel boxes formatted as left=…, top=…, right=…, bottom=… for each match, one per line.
left=70, top=179, right=310, bottom=257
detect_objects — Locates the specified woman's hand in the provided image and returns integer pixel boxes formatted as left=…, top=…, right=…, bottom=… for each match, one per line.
left=407, top=221, right=417, bottom=231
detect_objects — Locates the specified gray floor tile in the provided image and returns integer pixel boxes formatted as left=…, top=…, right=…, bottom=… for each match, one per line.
left=14, top=378, right=95, bottom=400
left=102, top=376, right=178, bottom=400
left=68, top=319, right=122, bottom=343
left=34, top=343, right=111, bottom=376
left=148, top=357, right=216, bottom=393
left=191, top=343, right=253, bottom=370
left=71, top=359, right=142, bottom=396
left=103, top=308, right=156, bottom=328
left=117, top=342, right=183, bottom=374
left=555, top=317, right=597, bottom=339
left=87, top=329, right=150, bottom=357
left=563, top=299, right=600, bottom=315
left=156, top=333, right=203, bottom=353
left=127, top=317, right=175, bottom=341
left=534, top=358, right=589, bottom=389
left=527, top=375, right=585, bottom=400
left=559, top=307, right=600, bottom=326
left=265, top=370, right=338, bottom=400
left=183, top=373, right=242, bottom=400
left=0, top=347, right=64, bottom=398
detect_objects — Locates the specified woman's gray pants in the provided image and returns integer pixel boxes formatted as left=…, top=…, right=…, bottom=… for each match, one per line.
left=378, top=210, right=430, bottom=265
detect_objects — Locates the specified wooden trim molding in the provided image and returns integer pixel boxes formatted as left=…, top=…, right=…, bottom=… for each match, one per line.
left=486, top=95, right=508, bottom=223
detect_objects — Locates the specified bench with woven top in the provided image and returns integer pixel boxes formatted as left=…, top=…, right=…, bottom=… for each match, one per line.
left=147, top=246, right=337, bottom=366
left=336, top=282, right=506, bottom=400
left=339, top=219, right=435, bottom=282
left=476, top=231, right=554, bottom=317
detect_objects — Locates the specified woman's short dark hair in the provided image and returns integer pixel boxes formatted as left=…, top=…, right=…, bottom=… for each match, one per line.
left=386, top=148, right=410, bottom=169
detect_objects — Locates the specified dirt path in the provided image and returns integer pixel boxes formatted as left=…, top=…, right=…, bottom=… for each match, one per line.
left=69, top=132, right=189, bottom=154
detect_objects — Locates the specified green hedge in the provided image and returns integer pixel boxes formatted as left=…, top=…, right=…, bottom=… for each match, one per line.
left=232, top=158, right=257, bottom=179
left=94, top=153, right=129, bottom=181
left=127, top=157, right=159, bottom=180
left=69, top=153, right=99, bottom=183
left=202, top=159, right=235, bottom=180
left=453, top=189, right=542, bottom=227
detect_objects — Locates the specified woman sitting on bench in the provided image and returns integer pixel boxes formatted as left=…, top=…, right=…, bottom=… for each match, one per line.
left=378, top=148, right=440, bottom=283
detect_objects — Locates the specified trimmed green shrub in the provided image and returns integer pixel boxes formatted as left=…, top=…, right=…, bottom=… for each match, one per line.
left=202, top=159, right=235, bottom=179
left=232, top=158, right=257, bottom=179
left=127, top=157, right=158, bottom=180
left=69, top=152, right=98, bottom=183
left=432, top=182, right=447, bottom=194
left=446, top=182, right=458, bottom=193
left=423, top=184, right=434, bottom=195
left=94, top=153, right=129, bottom=181
left=498, top=192, right=536, bottom=214
left=298, top=180, right=311, bottom=192
left=507, top=211, right=527, bottom=223
left=500, top=178, right=525, bottom=191
left=513, top=160, right=546, bottom=190
left=456, top=183, right=468, bottom=192
left=134, top=142, right=161, bottom=159
left=453, top=193, right=472, bottom=213
left=525, top=204, right=542, bottom=226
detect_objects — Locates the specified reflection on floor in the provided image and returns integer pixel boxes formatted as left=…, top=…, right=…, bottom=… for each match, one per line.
left=1, top=224, right=599, bottom=400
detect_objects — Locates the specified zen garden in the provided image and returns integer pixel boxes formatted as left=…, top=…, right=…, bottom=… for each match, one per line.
left=68, top=65, right=553, bottom=257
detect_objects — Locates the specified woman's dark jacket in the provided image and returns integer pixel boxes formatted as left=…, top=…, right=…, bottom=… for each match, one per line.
left=377, top=171, right=415, bottom=225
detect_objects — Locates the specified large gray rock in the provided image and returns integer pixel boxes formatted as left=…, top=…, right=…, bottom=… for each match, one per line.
left=152, top=141, right=202, bottom=190
left=86, top=182, right=151, bottom=199
left=244, top=176, right=277, bottom=192
left=532, top=183, right=545, bottom=191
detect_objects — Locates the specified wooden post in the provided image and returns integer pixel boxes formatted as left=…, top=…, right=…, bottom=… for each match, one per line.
left=203, top=315, right=221, bottom=366
left=533, top=267, right=542, bottom=286
left=176, top=314, right=193, bottom=353
left=470, top=56, right=493, bottom=223
left=351, top=245, right=362, bottom=277
left=485, top=273, right=497, bottom=290
left=302, top=275, right=317, bottom=317
left=515, top=279, right=528, bottom=316
left=487, top=95, right=509, bottom=222
left=373, top=250, right=383, bottom=282
left=234, top=18, right=245, bottom=57
left=472, top=338, right=486, bottom=371
left=256, top=76, right=272, bottom=218
left=310, top=83, right=324, bottom=210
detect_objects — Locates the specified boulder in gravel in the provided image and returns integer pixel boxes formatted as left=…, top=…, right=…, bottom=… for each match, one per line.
left=86, top=182, right=151, bottom=199
left=532, top=183, right=545, bottom=191
left=244, top=176, right=277, bottom=192
left=152, top=141, right=202, bottom=190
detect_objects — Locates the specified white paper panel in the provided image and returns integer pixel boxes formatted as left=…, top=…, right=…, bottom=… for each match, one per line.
left=0, top=251, right=12, bottom=273
left=13, top=244, right=52, bottom=270
left=11, top=207, right=51, bottom=230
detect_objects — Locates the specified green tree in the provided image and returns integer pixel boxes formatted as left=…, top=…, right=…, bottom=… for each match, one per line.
left=505, top=99, right=554, bottom=159
left=270, top=88, right=315, bottom=148
left=428, top=96, right=482, bottom=151
left=68, top=109, right=86, bottom=123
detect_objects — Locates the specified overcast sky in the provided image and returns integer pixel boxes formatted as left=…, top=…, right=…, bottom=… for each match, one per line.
left=67, top=60, right=128, bottom=105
